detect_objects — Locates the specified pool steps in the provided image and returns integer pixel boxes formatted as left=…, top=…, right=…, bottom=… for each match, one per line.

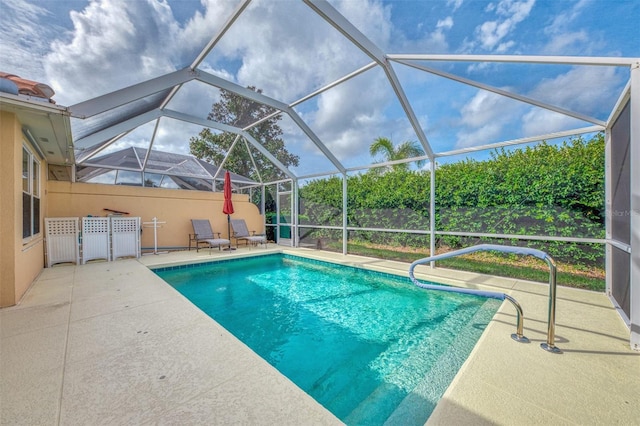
left=343, top=300, right=495, bottom=424
left=409, top=243, right=561, bottom=353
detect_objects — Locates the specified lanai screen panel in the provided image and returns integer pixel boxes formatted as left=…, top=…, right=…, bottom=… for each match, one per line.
left=71, top=90, right=170, bottom=143
left=164, top=81, right=225, bottom=122
left=610, top=101, right=631, bottom=318
left=276, top=113, right=341, bottom=178
left=395, top=61, right=607, bottom=154
left=199, top=0, right=374, bottom=104
left=298, top=65, right=419, bottom=170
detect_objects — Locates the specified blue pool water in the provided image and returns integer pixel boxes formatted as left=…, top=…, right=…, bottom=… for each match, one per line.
left=155, top=254, right=500, bottom=425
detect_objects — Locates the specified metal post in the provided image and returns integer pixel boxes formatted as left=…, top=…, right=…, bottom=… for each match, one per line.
left=293, top=179, right=298, bottom=247
left=540, top=256, right=562, bottom=353
left=629, top=61, right=640, bottom=350
left=430, top=160, right=436, bottom=268
left=342, top=173, right=348, bottom=255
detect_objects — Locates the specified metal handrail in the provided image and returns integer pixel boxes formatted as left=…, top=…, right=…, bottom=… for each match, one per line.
left=409, top=244, right=561, bottom=353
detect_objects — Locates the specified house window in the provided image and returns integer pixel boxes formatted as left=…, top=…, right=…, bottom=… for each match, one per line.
left=22, top=145, right=41, bottom=240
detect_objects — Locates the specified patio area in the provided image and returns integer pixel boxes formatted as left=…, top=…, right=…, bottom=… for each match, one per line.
left=1, top=246, right=639, bottom=425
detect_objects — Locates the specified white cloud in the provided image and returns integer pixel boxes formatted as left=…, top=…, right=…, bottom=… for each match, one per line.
left=43, top=0, right=237, bottom=105
left=540, top=0, right=597, bottom=55
left=474, top=0, right=535, bottom=51
left=544, top=0, right=589, bottom=35
left=437, top=17, right=454, bottom=30
left=453, top=64, right=623, bottom=150
left=543, top=31, right=590, bottom=55
left=0, top=0, right=62, bottom=81
left=1, top=0, right=630, bottom=176
left=308, top=71, right=395, bottom=161
left=193, top=0, right=407, bottom=164
left=453, top=89, right=525, bottom=148
left=524, top=66, right=623, bottom=127
left=335, top=0, right=393, bottom=49
left=520, top=108, right=583, bottom=136
left=8, top=0, right=400, bottom=168
left=447, top=0, right=464, bottom=12
left=194, top=0, right=380, bottom=105
left=44, top=0, right=176, bottom=104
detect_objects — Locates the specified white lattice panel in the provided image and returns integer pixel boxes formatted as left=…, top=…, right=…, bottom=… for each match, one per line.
left=111, top=217, right=140, bottom=259
left=82, top=217, right=110, bottom=264
left=45, top=217, right=80, bottom=267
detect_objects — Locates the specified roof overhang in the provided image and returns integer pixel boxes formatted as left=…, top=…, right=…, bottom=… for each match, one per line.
left=0, top=93, right=74, bottom=165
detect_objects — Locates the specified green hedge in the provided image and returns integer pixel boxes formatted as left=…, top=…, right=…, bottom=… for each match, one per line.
left=298, top=134, right=605, bottom=266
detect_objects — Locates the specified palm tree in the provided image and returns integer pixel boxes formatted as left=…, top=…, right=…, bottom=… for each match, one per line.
left=369, top=137, right=426, bottom=172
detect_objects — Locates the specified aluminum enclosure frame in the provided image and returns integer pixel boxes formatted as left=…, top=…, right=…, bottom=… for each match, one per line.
left=60, top=1, right=639, bottom=349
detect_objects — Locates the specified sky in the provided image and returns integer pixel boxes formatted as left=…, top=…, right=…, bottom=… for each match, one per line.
left=0, top=0, right=638, bottom=176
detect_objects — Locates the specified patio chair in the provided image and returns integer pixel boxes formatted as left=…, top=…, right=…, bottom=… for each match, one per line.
left=190, top=219, right=230, bottom=252
left=230, top=219, right=267, bottom=248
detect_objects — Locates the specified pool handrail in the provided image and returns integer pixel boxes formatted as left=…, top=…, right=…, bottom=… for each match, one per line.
left=409, top=244, right=561, bottom=353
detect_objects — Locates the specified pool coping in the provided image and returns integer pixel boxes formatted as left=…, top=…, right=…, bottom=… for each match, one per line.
left=140, top=247, right=640, bottom=425
left=2, top=246, right=639, bottom=425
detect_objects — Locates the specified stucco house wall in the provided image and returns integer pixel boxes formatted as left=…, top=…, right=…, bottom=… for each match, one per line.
left=1, top=110, right=264, bottom=308
left=46, top=181, right=263, bottom=251
left=0, top=110, right=47, bottom=307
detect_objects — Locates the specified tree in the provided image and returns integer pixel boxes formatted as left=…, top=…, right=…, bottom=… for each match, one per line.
left=189, top=87, right=299, bottom=183
left=368, top=137, right=426, bottom=172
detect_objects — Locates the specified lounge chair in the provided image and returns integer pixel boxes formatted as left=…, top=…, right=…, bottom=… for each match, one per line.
left=230, top=219, right=267, bottom=248
left=190, top=219, right=230, bottom=252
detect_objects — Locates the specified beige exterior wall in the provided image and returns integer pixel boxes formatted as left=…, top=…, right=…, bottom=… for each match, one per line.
left=0, top=111, right=47, bottom=307
left=46, top=181, right=264, bottom=251
left=1, top=109, right=263, bottom=307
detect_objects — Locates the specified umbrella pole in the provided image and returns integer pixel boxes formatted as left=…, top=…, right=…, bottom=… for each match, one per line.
left=225, top=214, right=235, bottom=251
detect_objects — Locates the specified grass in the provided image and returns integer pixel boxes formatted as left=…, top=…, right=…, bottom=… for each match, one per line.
left=332, top=241, right=605, bottom=292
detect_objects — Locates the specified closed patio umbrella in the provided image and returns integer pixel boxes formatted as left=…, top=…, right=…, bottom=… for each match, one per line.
left=223, top=170, right=234, bottom=250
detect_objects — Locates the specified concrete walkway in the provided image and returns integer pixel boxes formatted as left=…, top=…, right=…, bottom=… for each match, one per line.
left=1, top=247, right=338, bottom=425
left=1, top=246, right=639, bottom=425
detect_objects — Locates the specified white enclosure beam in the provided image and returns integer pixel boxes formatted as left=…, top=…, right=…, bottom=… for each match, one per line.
left=196, top=69, right=348, bottom=172
left=242, top=62, right=377, bottom=131
left=74, top=109, right=162, bottom=151
left=285, top=112, right=346, bottom=173
left=290, top=61, right=377, bottom=107
left=195, top=69, right=291, bottom=111
left=242, top=132, right=297, bottom=180
left=607, top=81, right=632, bottom=126
left=384, top=64, right=435, bottom=158
left=161, top=109, right=296, bottom=180
left=305, top=0, right=435, bottom=159
left=190, top=0, right=252, bottom=69
left=436, top=125, right=604, bottom=158
left=69, top=68, right=196, bottom=118
left=395, top=59, right=606, bottom=127
left=298, top=170, right=341, bottom=180
left=387, top=54, right=638, bottom=67
left=141, top=118, right=162, bottom=173
left=240, top=107, right=346, bottom=174
left=243, top=138, right=263, bottom=183
left=346, top=155, right=431, bottom=173
left=162, top=109, right=242, bottom=135
left=216, top=134, right=242, bottom=182
left=304, top=0, right=386, bottom=64
left=76, top=131, right=129, bottom=164
left=629, top=61, right=640, bottom=350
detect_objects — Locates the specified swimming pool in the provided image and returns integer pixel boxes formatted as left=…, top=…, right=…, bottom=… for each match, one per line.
left=155, top=254, right=500, bottom=425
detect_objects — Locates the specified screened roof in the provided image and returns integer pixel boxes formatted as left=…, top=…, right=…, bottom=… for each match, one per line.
left=76, top=147, right=257, bottom=191
left=61, top=0, right=638, bottom=183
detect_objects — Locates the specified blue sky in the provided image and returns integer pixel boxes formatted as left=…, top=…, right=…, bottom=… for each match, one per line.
left=0, top=0, right=638, bottom=176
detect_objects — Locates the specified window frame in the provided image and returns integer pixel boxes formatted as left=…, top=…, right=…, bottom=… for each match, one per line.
left=22, top=142, right=41, bottom=243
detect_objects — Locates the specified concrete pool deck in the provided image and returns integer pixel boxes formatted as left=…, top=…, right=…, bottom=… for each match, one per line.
left=1, top=246, right=639, bottom=425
